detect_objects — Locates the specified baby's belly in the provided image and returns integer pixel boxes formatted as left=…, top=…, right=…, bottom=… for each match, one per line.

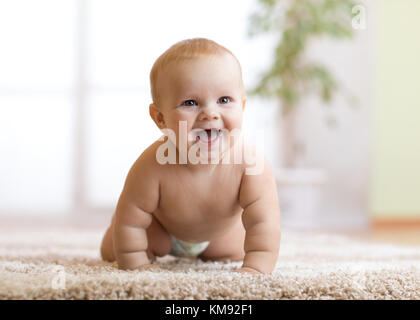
left=153, top=206, right=243, bottom=242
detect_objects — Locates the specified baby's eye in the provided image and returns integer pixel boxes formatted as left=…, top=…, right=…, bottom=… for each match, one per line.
left=181, top=100, right=198, bottom=107
left=218, top=96, right=231, bottom=104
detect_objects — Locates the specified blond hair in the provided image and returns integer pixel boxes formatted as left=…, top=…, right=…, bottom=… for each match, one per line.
left=150, top=38, right=244, bottom=105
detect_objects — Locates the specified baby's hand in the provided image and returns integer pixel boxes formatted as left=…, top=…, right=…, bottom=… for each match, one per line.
left=234, top=266, right=264, bottom=275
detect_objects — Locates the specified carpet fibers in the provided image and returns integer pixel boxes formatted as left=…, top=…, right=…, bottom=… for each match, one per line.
left=0, top=227, right=419, bottom=300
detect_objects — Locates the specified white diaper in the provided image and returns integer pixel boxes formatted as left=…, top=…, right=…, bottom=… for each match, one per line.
left=169, top=235, right=210, bottom=258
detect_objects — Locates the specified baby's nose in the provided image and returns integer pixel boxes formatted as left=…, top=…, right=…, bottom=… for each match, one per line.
left=197, top=109, right=220, bottom=122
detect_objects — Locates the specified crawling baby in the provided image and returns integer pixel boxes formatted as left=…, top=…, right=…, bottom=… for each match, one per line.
left=100, top=38, right=281, bottom=274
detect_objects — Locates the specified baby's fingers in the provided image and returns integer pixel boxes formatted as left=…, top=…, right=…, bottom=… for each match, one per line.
left=234, top=267, right=263, bottom=275
left=146, top=249, right=156, bottom=262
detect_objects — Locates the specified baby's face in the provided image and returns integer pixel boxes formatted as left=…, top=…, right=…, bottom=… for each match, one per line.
left=155, top=53, right=246, bottom=160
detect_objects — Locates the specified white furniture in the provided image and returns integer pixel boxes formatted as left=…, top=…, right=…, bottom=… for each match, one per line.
left=275, top=168, right=327, bottom=230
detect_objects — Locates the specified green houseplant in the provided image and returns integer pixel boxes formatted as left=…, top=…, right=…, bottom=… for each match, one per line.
left=248, top=0, right=357, bottom=167
left=248, top=0, right=358, bottom=229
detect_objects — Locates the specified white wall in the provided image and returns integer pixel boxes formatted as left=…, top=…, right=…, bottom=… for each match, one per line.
left=292, top=1, right=374, bottom=229
left=0, top=0, right=372, bottom=230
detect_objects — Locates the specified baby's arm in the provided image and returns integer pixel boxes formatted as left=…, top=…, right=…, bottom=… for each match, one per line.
left=238, top=155, right=281, bottom=274
left=113, top=156, right=160, bottom=270
left=113, top=201, right=153, bottom=269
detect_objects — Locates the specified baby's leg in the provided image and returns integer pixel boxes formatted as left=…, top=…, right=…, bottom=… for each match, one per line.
left=145, top=215, right=172, bottom=258
left=100, top=214, right=172, bottom=263
left=198, top=217, right=246, bottom=262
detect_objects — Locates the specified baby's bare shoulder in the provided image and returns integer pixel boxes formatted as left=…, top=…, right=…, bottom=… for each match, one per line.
left=119, top=140, right=164, bottom=212
left=238, top=137, right=266, bottom=173
left=238, top=138, right=277, bottom=204
left=127, top=140, right=162, bottom=177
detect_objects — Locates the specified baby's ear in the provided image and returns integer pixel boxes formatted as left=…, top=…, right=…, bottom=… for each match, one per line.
left=149, top=103, right=166, bottom=129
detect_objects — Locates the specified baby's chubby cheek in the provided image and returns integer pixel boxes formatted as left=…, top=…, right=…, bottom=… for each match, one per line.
left=163, top=118, right=190, bottom=144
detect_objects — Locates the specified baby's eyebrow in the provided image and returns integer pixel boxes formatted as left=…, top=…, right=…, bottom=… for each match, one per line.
left=178, top=94, right=199, bottom=100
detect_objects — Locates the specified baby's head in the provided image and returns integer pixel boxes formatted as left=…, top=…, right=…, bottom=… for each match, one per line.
left=149, top=38, right=247, bottom=162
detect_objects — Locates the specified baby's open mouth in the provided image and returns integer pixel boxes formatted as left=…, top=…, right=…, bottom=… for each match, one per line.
left=192, top=128, right=222, bottom=144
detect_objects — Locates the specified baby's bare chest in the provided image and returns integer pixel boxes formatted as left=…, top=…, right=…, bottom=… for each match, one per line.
left=156, top=166, right=243, bottom=226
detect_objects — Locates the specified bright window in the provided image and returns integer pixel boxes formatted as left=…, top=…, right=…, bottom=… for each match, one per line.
left=0, top=0, right=277, bottom=216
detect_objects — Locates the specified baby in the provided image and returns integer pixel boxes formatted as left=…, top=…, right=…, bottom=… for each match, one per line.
left=100, top=38, right=281, bottom=274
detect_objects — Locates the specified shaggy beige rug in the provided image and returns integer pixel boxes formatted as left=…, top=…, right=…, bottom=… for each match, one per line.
left=0, top=225, right=419, bottom=300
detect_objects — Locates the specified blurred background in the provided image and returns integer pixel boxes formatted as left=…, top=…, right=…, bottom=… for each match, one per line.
left=0, top=0, right=419, bottom=235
